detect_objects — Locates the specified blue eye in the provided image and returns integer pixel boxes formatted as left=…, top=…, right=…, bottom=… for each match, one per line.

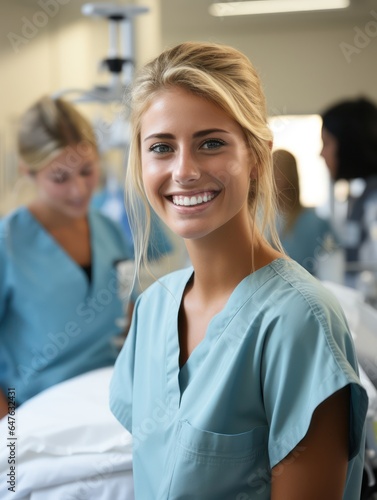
left=149, top=143, right=172, bottom=154
left=201, top=139, right=226, bottom=150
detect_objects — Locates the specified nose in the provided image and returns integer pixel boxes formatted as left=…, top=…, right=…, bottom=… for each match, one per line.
left=172, top=148, right=201, bottom=184
left=70, top=176, right=87, bottom=198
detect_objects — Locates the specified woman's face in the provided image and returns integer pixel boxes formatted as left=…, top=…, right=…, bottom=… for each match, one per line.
left=140, top=86, right=254, bottom=241
left=320, top=128, right=338, bottom=180
left=32, top=144, right=100, bottom=219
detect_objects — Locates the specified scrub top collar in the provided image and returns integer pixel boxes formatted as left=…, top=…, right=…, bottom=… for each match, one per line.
left=24, top=207, right=96, bottom=290
left=168, top=259, right=286, bottom=407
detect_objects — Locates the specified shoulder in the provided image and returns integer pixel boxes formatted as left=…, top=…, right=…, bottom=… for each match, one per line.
left=0, top=206, right=30, bottom=232
left=89, top=209, right=122, bottom=232
left=89, top=209, right=133, bottom=257
left=269, top=258, right=336, bottom=300
left=0, top=207, right=37, bottom=248
left=256, top=261, right=360, bottom=388
left=259, top=259, right=348, bottom=337
left=256, top=259, right=355, bottom=367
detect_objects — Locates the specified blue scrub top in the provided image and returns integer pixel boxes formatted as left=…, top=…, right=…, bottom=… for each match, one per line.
left=110, top=258, right=368, bottom=500
left=277, top=208, right=338, bottom=275
left=0, top=207, right=133, bottom=404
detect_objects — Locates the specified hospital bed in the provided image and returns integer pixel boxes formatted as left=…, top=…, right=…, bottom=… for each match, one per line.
left=0, top=367, right=134, bottom=500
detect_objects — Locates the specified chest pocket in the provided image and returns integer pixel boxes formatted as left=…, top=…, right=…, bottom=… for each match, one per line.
left=166, top=420, right=270, bottom=500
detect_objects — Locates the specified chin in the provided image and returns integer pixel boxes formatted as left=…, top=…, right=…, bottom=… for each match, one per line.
left=174, top=226, right=215, bottom=241
left=64, top=204, right=89, bottom=218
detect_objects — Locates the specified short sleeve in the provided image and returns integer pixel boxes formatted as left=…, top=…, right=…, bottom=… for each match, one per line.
left=109, top=296, right=140, bottom=431
left=261, top=290, right=368, bottom=468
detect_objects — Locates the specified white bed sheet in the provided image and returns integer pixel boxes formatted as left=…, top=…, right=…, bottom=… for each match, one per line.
left=0, top=367, right=133, bottom=500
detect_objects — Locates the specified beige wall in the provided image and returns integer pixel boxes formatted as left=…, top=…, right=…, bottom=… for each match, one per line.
left=2, top=2, right=376, bottom=127
left=160, top=8, right=377, bottom=116
left=2, top=1, right=376, bottom=139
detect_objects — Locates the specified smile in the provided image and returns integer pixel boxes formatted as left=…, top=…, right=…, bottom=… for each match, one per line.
left=171, top=191, right=218, bottom=207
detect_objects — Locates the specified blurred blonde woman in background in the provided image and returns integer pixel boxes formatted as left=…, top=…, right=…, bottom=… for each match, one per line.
left=273, top=148, right=339, bottom=276
left=110, top=41, right=367, bottom=499
left=0, top=96, right=133, bottom=418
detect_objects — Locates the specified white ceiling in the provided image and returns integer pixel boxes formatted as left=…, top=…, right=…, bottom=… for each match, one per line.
left=16, top=0, right=377, bottom=27
left=160, top=0, right=377, bottom=39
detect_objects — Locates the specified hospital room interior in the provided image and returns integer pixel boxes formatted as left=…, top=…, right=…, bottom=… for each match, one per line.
left=0, top=0, right=377, bottom=498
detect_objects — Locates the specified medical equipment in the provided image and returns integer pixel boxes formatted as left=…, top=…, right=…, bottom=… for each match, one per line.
left=53, top=3, right=149, bottom=151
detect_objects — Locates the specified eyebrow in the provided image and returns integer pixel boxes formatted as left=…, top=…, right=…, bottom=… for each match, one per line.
left=143, top=128, right=230, bottom=142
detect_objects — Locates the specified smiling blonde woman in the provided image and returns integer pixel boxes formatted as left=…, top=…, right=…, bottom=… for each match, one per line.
left=110, top=42, right=367, bottom=500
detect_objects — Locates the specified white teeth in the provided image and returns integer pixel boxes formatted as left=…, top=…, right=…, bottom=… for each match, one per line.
left=172, top=192, right=216, bottom=206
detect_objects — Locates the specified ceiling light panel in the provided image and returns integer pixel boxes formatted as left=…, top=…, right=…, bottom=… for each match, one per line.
left=209, top=0, right=350, bottom=17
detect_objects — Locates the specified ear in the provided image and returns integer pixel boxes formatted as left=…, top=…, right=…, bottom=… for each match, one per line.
left=250, top=163, right=258, bottom=180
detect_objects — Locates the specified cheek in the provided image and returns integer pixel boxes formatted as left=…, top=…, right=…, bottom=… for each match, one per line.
left=142, top=179, right=159, bottom=208
left=39, top=181, right=66, bottom=199
left=88, top=173, right=100, bottom=190
left=142, top=161, right=160, bottom=198
left=325, top=146, right=336, bottom=165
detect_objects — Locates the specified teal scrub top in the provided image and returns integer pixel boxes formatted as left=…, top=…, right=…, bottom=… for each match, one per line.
left=110, top=258, right=368, bottom=500
left=277, top=208, right=338, bottom=275
left=0, top=207, right=133, bottom=405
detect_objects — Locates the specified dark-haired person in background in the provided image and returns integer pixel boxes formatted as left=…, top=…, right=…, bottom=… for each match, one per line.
left=321, top=97, right=377, bottom=264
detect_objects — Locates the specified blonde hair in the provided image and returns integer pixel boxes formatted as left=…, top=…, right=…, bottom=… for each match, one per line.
left=18, top=96, right=97, bottom=172
left=272, top=149, right=303, bottom=234
left=125, top=41, right=281, bottom=276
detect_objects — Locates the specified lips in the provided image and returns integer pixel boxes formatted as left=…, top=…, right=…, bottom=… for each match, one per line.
left=171, top=191, right=218, bottom=207
left=68, top=199, right=88, bottom=209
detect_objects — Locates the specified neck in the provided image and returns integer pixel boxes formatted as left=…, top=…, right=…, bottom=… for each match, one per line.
left=185, top=217, right=281, bottom=303
left=28, top=201, right=88, bottom=231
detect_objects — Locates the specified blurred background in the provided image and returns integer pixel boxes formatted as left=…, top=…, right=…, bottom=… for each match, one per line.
left=1, top=0, right=377, bottom=283
left=1, top=0, right=376, bottom=210
left=2, top=5, right=377, bottom=496
left=1, top=0, right=376, bottom=209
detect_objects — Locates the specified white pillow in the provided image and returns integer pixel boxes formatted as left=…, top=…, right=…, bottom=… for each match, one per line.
left=0, top=367, right=132, bottom=459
